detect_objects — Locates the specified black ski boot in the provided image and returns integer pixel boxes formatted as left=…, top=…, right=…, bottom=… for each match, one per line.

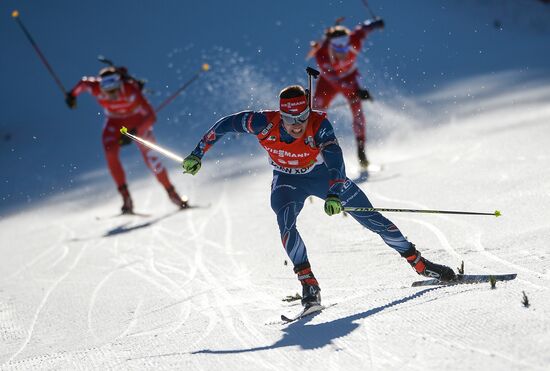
left=357, top=140, right=369, bottom=169
left=166, top=185, right=189, bottom=209
left=402, top=244, right=456, bottom=282
left=118, top=184, right=133, bottom=214
left=294, top=262, right=321, bottom=306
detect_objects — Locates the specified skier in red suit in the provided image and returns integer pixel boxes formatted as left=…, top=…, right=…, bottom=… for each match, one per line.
left=310, top=18, right=385, bottom=168
left=65, top=66, right=188, bottom=213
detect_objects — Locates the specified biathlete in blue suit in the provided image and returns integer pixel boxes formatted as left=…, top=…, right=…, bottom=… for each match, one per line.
left=183, top=84, right=455, bottom=307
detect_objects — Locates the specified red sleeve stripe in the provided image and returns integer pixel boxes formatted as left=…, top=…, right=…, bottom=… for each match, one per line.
left=329, top=178, right=345, bottom=187
left=246, top=113, right=254, bottom=133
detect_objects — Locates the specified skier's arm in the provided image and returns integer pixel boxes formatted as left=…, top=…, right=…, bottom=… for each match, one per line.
left=190, top=111, right=269, bottom=158
left=315, top=119, right=347, bottom=196
left=354, top=18, right=385, bottom=39
left=64, top=78, right=99, bottom=109
left=70, top=77, right=99, bottom=97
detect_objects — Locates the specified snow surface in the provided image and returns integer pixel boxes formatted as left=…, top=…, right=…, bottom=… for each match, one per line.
left=1, top=1, right=550, bottom=370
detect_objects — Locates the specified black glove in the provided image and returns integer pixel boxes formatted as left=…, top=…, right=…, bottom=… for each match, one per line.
left=364, top=18, right=384, bottom=31
left=358, top=88, right=373, bottom=101
left=65, top=93, right=76, bottom=109
left=119, top=128, right=136, bottom=146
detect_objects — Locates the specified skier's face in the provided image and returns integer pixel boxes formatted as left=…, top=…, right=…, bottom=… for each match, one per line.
left=280, top=93, right=309, bottom=138
left=330, top=35, right=350, bottom=59
left=100, top=73, right=122, bottom=99
left=333, top=50, right=348, bottom=60
left=283, top=119, right=308, bottom=139
left=104, top=89, right=120, bottom=100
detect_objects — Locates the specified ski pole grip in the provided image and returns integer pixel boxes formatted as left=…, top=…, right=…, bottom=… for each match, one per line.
left=306, top=67, right=320, bottom=79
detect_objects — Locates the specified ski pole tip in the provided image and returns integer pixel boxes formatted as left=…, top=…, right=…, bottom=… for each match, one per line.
left=201, top=63, right=210, bottom=72
left=12, top=10, right=19, bottom=18
left=120, top=126, right=128, bottom=135
left=494, top=210, right=502, bottom=217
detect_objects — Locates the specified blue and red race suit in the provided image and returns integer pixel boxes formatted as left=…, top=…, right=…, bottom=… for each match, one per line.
left=192, top=110, right=411, bottom=267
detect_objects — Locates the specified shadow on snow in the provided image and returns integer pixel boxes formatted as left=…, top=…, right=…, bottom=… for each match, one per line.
left=191, top=287, right=440, bottom=355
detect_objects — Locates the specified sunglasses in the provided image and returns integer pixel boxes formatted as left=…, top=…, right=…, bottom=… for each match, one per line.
left=100, top=74, right=122, bottom=91
left=280, top=107, right=310, bottom=125
left=331, top=43, right=351, bottom=54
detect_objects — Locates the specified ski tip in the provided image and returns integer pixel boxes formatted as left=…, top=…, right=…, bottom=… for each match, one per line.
left=120, top=126, right=128, bottom=135
left=12, top=10, right=19, bottom=18
left=494, top=210, right=502, bottom=217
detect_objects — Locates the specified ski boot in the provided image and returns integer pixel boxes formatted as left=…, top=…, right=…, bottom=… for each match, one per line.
left=402, top=244, right=456, bottom=282
left=118, top=184, right=134, bottom=214
left=357, top=140, right=369, bottom=169
left=294, top=262, right=321, bottom=306
left=166, top=185, right=189, bottom=209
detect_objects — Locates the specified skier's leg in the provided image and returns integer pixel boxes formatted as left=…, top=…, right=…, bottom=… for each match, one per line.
left=339, top=179, right=411, bottom=253
left=135, top=126, right=188, bottom=208
left=342, top=79, right=368, bottom=167
left=102, top=120, right=127, bottom=188
left=313, top=76, right=337, bottom=110
left=134, top=116, right=170, bottom=187
left=135, top=128, right=170, bottom=187
left=339, top=179, right=455, bottom=281
left=102, top=120, right=132, bottom=212
left=271, top=173, right=309, bottom=265
left=270, top=172, right=321, bottom=305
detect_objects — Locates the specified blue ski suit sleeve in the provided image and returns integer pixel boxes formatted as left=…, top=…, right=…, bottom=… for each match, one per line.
left=315, top=119, right=347, bottom=196
left=191, top=111, right=268, bottom=158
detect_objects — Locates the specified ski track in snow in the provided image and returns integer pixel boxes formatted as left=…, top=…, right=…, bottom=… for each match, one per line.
left=6, top=226, right=90, bottom=363
left=180, top=187, right=280, bottom=370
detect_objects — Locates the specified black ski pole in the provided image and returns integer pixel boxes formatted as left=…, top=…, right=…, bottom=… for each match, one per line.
left=305, top=67, right=320, bottom=109
left=360, top=0, right=377, bottom=19
left=12, top=10, right=67, bottom=94
left=155, top=63, right=210, bottom=113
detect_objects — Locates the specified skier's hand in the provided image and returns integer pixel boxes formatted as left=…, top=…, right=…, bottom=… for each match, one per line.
left=183, top=154, right=201, bottom=175
left=364, top=18, right=384, bottom=31
left=358, top=88, right=373, bottom=101
left=119, top=128, right=136, bottom=146
left=65, top=93, right=76, bottom=109
left=324, top=194, right=342, bottom=216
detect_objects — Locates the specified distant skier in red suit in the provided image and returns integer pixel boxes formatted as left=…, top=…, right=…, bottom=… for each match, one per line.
left=309, top=18, right=384, bottom=169
left=66, top=65, right=188, bottom=213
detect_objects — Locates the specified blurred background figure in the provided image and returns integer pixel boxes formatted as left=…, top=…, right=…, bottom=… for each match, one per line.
left=309, top=17, right=384, bottom=169
left=65, top=64, right=188, bottom=214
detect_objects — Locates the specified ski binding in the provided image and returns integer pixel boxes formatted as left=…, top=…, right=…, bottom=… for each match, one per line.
left=281, top=304, right=324, bottom=323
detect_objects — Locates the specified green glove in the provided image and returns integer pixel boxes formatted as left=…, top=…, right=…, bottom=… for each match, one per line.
left=183, top=154, right=202, bottom=175
left=324, top=194, right=342, bottom=216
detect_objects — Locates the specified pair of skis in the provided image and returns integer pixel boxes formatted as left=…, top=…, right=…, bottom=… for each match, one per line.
left=280, top=273, right=517, bottom=323
left=95, top=203, right=209, bottom=220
